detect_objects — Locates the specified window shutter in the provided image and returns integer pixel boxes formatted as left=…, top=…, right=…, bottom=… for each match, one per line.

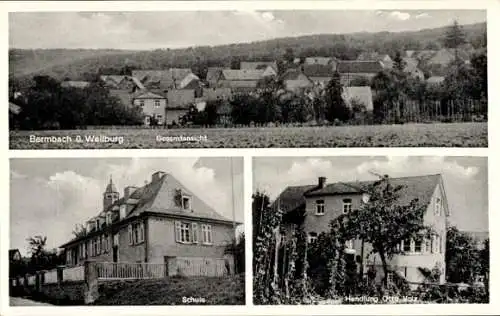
left=128, top=224, right=133, bottom=245
left=175, top=221, right=181, bottom=242
left=207, top=225, right=212, bottom=243
left=192, top=223, right=198, bottom=243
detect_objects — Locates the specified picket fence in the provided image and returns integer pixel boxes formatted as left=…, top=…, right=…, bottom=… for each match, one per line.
left=95, top=262, right=166, bottom=280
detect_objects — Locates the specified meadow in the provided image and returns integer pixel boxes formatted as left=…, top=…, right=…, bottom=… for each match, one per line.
left=9, top=122, right=488, bottom=149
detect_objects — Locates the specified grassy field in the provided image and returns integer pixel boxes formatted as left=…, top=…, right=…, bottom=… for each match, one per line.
left=9, top=122, right=488, bottom=149
left=94, top=275, right=245, bottom=305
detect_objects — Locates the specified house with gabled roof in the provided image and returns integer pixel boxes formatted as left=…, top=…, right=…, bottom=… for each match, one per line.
left=132, top=69, right=193, bottom=91
left=131, top=91, right=167, bottom=126
left=240, top=61, right=278, bottom=75
left=60, top=172, right=239, bottom=274
left=274, top=174, right=449, bottom=286
left=281, top=68, right=313, bottom=92
left=100, top=75, right=145, bottom=91
left=337, top=61, right=385, bottom=86
left=206, top=67, right=224, bottom=88
left=301, top=64, right=334, bottom=86
left=219, top=69, right=265, bottom=92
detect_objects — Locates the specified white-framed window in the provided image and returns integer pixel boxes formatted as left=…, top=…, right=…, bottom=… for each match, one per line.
left=414, top=237, right=423, bottom=253
left=139, top=100, right=145, bottom=107
left=182, top=196, right=192, bottom=210
left=425, top=237, right=431, bottom=254
left=192, top=223, right=199, bottom=243
left=431, top=234, right=440, bottom=254
left=308, top=232, right=318, bottom=243
left=154, top=100, right=160, bottom=108
left=315, top=200, right=325, bottom=215
left=202, top=224, right=213, bottom=244
left=181, top=222, right=191, bottom=243
left=343, top=199, right=352, bottom=214
left=106, top=212, right=112, bottom=225
left=129, top=222, right=145, bottom=245
left=435, top=197, right=442, bottom=216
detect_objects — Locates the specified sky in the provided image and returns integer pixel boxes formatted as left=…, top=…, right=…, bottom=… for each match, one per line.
left=9, top=10, right=486, bottom=50
left=253, top=156, right=488, bottom=233
left=10, top=157, right=243, bottom=256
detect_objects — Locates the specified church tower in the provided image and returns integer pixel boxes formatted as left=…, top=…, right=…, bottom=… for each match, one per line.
left=103, top=176, right=119, bottom=210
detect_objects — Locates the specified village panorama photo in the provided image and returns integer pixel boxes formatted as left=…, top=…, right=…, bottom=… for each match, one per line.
left=252, top=156, right=489, bottom=304
left=8, top=157, right=245, bottom=306
left=8, top=9, right=487, bottom=148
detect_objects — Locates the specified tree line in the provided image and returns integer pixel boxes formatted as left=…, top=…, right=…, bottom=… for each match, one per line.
left=10, top=75, right=143, bottom=130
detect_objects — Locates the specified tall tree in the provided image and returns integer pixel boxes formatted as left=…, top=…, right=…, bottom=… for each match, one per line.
left=342, top=174, right=430, bottom=286
left=393, top=51, right=405, bottom=72
left=324, top=71, right=351, bottom=122
left=443, top=20, right=467, bottom=62
left=283, top=48, right=295, bottom=64
left=445, top=226, right=480, bottom=284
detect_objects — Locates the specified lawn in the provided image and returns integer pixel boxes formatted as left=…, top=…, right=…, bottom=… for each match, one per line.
left=93, top=275, right=245, bottom=305
left=9, top=122, right=488, bottom=149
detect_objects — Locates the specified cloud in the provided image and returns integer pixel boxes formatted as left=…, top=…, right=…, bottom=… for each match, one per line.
left=389, top=11, right=411, bottom=21
left=255, top=156, right=480, bottom=200
left=415, top=13, right=431, bottom=19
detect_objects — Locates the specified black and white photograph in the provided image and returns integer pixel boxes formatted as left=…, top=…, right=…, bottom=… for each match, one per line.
left=252, top=156, right=489, bottom=304
left=8, top=9, right=487, bottom=149
left=8, top=157, right=245, bottom=306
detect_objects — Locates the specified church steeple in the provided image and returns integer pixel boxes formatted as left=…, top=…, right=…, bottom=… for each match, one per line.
left=103, top=176, right=119, bottom=210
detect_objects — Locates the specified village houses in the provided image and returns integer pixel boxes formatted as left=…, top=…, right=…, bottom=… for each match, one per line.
left=60, top=171, right=240, bottom=276
left=274, top=174, right=449, bottom=286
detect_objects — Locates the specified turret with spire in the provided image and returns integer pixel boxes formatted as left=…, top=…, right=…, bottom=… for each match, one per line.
left=103, top=176, right=119, bottom=210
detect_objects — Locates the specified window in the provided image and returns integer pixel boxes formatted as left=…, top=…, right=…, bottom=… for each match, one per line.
left=106, top=212, right=112, bottom=225
left=435, top=197, right=442, bottom=216
left=343, top=199, right=352, bottom=214
left=139, top=100, right=145, bottom=107
left=402, top=238, right=412, bottom=252
left=315, top=200, right=325, bottom=215
left=181, top=223, right=191, bottom=243
left=425, top=237, right=431, bottom=254
left=414, top=237, right=423, bottom=253
left=128, top=224, right=133, bottom=245
left=129, top=222, right=145, bottom=245
left=431, top=235, right=440, bottom=254
left=182, top=196, right=191, bottom=210
left=308, top=232, right=318, bottom=243
left=202, top=224, right=213, bottom=244
left=154, top=100, right=160, bottom=108
left=192, top=223, right=199, bottom=243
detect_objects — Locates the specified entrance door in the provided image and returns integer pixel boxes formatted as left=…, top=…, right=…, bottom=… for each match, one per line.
left=112, top=245, right=118, bottom=262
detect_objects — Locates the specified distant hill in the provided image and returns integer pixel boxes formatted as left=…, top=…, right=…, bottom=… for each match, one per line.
left=9, top=22, right=486, bottom=82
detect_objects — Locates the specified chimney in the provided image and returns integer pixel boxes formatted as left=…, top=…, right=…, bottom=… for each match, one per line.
left=318, top=177, right=326, bottom=189
left=124, top=186, right=138, bottom=200
left=152, top=171, right=166, bottom=183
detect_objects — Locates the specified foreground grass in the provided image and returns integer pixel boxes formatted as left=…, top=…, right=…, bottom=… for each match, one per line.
left=10, top=122, right=487, bottom=148
left=93, top=275, right=245, bottom=305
